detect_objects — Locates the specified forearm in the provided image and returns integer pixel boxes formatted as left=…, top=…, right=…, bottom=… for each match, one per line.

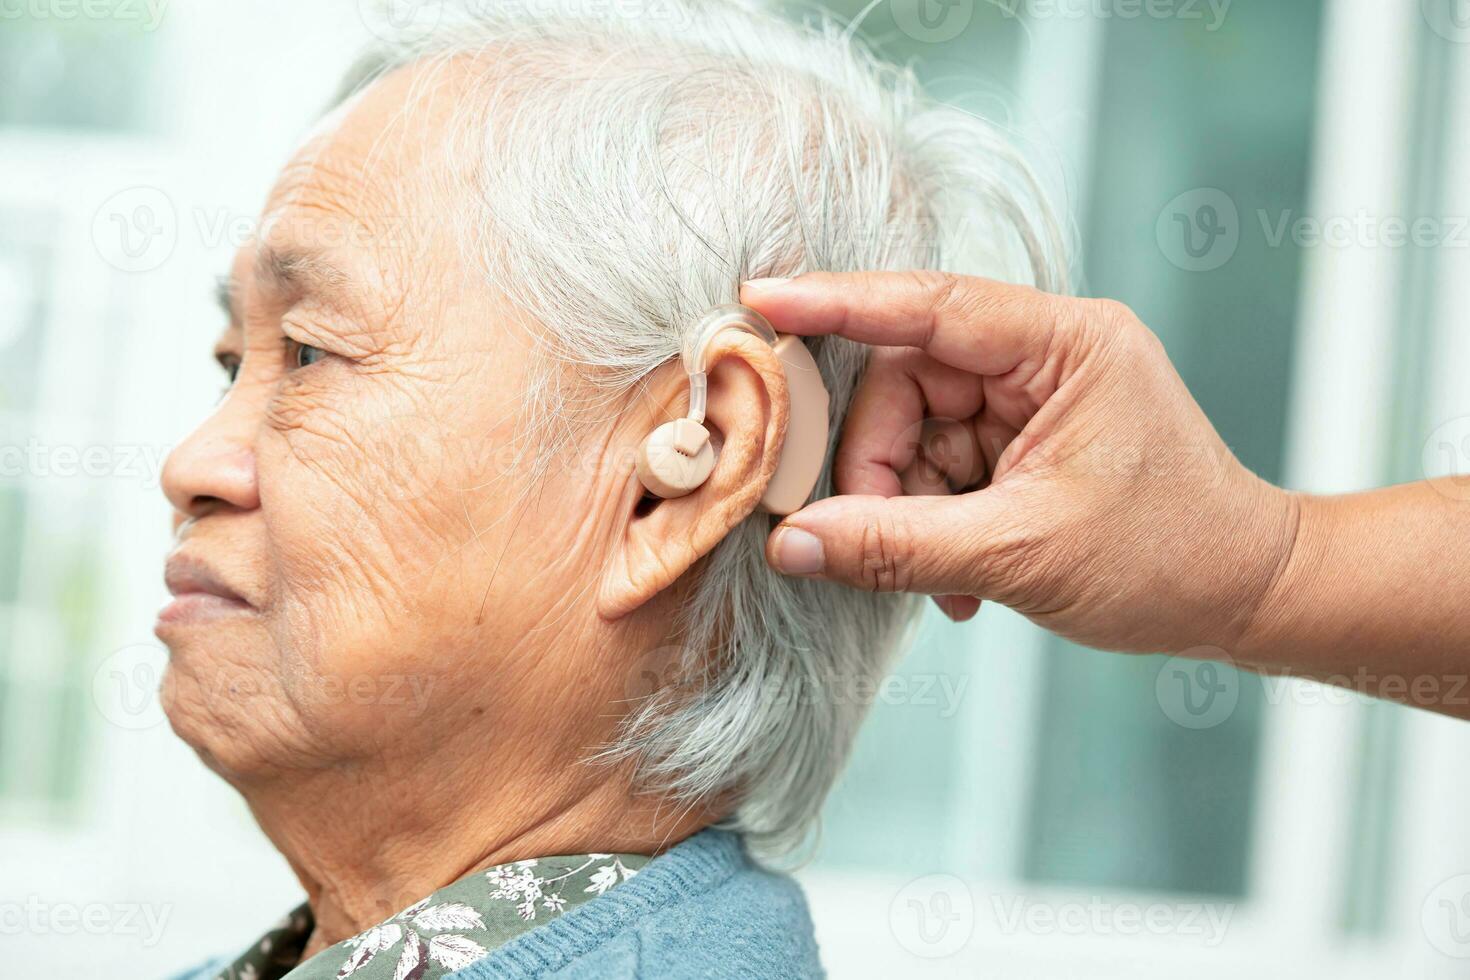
left=1239, top=482, right=1470, bottom=718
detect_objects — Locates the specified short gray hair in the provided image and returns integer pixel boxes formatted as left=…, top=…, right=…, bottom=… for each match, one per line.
left=348, top=0, right=1067, bottom=858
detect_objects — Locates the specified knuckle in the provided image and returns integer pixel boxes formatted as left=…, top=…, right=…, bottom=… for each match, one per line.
left=916, top=271, right=966, bottom=344
left=1087, top=297, right=1139, bottom=331
left=1074, top=297, right=1159, bottom=360
left=857, top=513, right=915, bottom=593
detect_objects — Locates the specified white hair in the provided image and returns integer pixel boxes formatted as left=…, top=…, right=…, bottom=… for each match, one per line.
left=347, top=0, right=1068, bottom=858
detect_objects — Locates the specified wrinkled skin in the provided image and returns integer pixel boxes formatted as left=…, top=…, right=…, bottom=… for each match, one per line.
left=156, top=60, right=791, bottom=952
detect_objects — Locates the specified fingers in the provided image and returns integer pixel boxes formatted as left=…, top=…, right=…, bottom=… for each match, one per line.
left=766, top=493, right=989, bottom=597
left=740, top=271, right=1071, bottom=377
left=836, top=348, right=984, bottom=497
left=933, top=594, right=982, bottom=622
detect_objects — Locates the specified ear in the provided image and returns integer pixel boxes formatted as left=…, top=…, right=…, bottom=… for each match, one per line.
left=597, top=330, right=791, bottom=621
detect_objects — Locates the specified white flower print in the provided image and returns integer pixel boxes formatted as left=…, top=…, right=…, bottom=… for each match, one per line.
left=218, top=852, right=648, bottom=980
left=410, top=902, right=486, bottom=932
left=334, top=898, right=495, bottom=979
left=484, top=866, right=520, bottom=889
left=397, top=898, right=430, bottom=922
left=487, top=866, right=540, bottom=903
left=391, top=933, right=427, bottom=980
left=428, top=934, right=488, bottom=969
left=585, top=865, right=619, bottom=896
left=336, top=923, right=403, bottom=978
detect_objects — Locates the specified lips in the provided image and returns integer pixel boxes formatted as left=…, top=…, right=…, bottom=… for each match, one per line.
left=157, top=552, right=254, bottom=627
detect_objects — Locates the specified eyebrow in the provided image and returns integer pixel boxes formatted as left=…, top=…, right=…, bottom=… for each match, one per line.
left=215, top=275, right=236, bottom=323
left=255, top=246, right=350, bottom=295
left=214, top=246, right=353, bottom=325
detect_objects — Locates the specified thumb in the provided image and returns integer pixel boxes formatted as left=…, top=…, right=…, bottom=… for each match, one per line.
left=765, top=493, right=986, bottom=596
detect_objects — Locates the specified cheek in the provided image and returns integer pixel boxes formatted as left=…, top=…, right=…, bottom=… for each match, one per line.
left=252, top=364, right=610, bottom=736
left=256, top=383, right=468, bottom=675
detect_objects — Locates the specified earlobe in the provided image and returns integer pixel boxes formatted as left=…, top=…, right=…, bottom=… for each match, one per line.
left=597, top=331, right=791, bottom=621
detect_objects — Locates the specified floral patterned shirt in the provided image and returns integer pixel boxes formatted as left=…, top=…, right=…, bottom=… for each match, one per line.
left=211, top=852, right=650, bottom=980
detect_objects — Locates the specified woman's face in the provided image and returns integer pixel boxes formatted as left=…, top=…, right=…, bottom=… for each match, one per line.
left=156, top=66, right=638, bottom=781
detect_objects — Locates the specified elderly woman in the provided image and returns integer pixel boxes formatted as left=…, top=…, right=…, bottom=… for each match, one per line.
left=160, top=2, right=1061, bottom=978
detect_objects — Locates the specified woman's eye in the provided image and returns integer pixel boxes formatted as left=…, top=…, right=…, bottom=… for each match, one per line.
left=294, top=343, right=327, bottom=369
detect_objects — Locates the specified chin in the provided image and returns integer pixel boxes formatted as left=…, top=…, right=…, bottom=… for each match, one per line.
left=158, top=630, right=311, bottom=784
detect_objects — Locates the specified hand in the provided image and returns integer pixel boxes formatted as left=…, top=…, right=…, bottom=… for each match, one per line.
left=742, top=272, right=1300, bottom=657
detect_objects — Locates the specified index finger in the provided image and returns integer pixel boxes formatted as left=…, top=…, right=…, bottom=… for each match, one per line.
left=740, top=271, right=1070, bottom=377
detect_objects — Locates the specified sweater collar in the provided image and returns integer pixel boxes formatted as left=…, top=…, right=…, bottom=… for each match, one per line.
left=209, top=852, right=650, bottom=980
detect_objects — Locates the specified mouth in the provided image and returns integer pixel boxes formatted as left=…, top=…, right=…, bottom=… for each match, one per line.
left=157, top=552, right=255, bottom=628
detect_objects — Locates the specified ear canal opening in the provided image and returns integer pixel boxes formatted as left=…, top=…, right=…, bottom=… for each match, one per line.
left=633, top=493, right=661, bottom=519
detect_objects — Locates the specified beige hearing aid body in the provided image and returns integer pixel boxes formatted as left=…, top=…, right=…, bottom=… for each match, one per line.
left=636, top=305, right=830, bottom=516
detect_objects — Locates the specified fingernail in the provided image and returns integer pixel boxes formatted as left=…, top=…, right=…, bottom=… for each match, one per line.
left=772, top=526, right=824, bottom=574
left=741, top=277, right=791, bottom=292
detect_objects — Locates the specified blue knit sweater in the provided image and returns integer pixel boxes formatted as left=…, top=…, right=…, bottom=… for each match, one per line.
left=173, top=830, right=824, bottom=979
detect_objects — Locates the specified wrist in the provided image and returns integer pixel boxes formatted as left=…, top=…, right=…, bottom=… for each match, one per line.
left=1231, top=485, right=1312, bottom=667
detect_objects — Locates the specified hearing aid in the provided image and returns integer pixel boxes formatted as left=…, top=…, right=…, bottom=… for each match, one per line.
left=635, top=304, right=830, bottom=516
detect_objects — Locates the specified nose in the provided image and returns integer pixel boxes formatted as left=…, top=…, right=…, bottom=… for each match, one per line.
left=162, top=401, right=261, bottom=523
